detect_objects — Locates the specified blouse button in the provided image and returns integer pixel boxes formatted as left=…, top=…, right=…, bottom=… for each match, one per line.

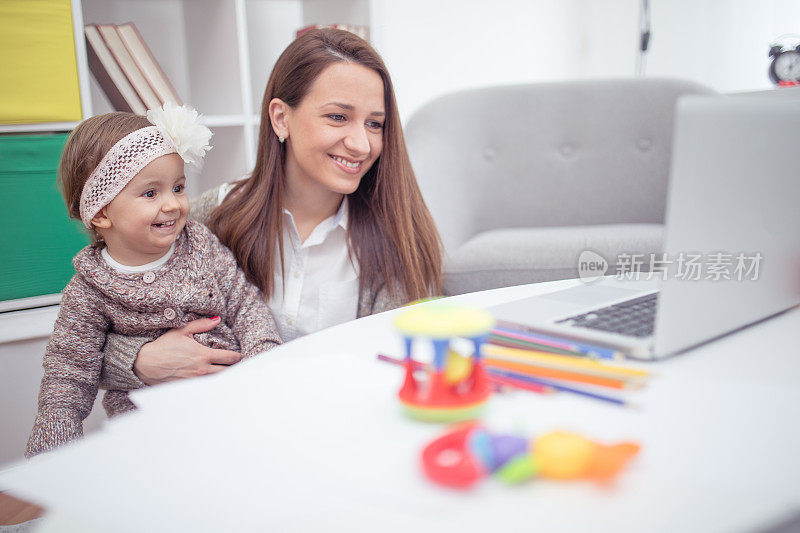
left=143, top=272, right=156, bottom=284
left=163, top=308, right=176, bottom=320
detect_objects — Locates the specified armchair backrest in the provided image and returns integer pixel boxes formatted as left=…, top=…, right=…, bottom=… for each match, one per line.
left=406, top=78, right=716, bottom=250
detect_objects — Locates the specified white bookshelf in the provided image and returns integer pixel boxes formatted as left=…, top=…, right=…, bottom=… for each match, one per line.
left=0, top=121, right=80, bottom=134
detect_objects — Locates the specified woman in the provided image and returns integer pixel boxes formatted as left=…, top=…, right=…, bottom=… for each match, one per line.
left=101, top=28, right=442, bottom=389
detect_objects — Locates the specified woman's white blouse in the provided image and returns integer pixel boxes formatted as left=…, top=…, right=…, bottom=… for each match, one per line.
left=218, top=184, right=359, bottom=342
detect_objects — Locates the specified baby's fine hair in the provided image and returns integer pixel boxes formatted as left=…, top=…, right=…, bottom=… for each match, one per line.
left=58, top=112, right=151, bottom=243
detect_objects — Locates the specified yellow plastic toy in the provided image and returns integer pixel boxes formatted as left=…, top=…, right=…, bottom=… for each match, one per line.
left=393, top=303, right=495, bottom=422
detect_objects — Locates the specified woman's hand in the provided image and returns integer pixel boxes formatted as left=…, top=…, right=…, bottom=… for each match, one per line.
left=133, top=317, right=242, bottom=386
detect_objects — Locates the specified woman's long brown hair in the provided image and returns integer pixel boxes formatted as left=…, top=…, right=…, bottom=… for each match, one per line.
left=207, top=28, right=442, bottom=303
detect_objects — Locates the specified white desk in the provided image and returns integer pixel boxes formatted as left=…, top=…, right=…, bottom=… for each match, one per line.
left=2, top=279, right=799, bottom=533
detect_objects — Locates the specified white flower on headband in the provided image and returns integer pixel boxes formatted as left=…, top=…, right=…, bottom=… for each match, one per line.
left=146, top=102, right=213, bottom=167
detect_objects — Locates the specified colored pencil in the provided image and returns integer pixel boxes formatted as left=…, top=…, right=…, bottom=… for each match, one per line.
left=492, top=326, right=622, bottom=359
left=482, top=372, right=553, bottom=395
left=486, top=368, right=631, bottom=407
left=484, top=344, right=650, bottom=380
left=485, top=357, right=630, bottom=390
left=489, top=336, right=581, bottom=357
left=491, top=329, right=582, bottom=354
left=492, top=325, right=624, bottom=360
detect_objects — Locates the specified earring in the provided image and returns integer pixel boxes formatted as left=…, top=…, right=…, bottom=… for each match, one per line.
left=278, top=135, right=285, bottom=143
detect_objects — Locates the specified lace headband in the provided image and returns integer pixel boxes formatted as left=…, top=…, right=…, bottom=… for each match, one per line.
left=79, top=103, right=213, bottom=229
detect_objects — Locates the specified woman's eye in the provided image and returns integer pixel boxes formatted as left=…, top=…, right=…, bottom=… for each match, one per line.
left=173, top=184, right=184, bottom=194
left=142, top=190, right=155, bottom=198
left=367, top=121, right=384, bottom=130
left=327, top=114, right=346, bottom=122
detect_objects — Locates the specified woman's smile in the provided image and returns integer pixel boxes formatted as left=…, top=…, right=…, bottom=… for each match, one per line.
left=330, top=154, right=363, bottom=173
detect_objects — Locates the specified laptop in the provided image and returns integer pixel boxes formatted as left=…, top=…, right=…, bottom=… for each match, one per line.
left=489, top=95, right=800, bottom=360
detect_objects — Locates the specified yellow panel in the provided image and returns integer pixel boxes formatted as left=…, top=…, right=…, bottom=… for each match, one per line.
left=0, top=0, right=82, bottom=124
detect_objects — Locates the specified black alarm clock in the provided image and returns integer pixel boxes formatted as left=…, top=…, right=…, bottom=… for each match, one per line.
left=768, top=35, right=800, bottom=85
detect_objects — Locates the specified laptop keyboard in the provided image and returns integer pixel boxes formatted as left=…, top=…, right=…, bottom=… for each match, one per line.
left=555, top=292, right=659, bottom=338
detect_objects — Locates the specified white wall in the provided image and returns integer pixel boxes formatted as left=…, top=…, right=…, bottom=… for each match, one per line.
left=627, top=0, right=800, bottom=92
left=371, top=0, right=585, bottom=123
left=371, top=0, right=800, bottom=124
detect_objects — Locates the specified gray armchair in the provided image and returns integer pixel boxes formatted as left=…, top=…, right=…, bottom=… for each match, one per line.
left=405, top=78, right=716, bottom=295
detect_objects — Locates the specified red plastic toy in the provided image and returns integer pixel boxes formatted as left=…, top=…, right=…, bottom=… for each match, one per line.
left=421, top=423, right=641, bottom=489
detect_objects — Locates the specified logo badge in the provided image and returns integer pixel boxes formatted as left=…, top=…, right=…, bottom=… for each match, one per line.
left=578, top=250, right=609, bottom=283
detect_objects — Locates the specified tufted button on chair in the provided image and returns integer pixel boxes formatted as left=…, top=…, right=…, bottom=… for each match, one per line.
left=405, top=78, right=716, bottom=295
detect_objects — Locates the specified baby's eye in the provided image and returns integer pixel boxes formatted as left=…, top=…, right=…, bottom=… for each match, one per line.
left=142, top=190, right=156, bottom=198
left=173, top=184, right=184, bottom=194
left=327, top=114, right=346, bottom=122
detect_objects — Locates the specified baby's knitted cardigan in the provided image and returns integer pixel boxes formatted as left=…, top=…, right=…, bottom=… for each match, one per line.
left=25, top=220, right=281, bottom=457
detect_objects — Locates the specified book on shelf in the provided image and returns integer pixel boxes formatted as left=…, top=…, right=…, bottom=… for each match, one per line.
left=84, top=22, right=182, bottom=115
left=296, top=24, right=369, bottom=41
left=116, top=22, right=182, bottom=106
left=96, top=24, right=162, bottom=111
left=84, top=24, right=147, bottom=115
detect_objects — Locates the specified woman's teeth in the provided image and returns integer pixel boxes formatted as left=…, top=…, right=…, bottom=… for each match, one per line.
left=332, top=156, right=360, bottom=168
left=153, top=220, right=175, bottom=228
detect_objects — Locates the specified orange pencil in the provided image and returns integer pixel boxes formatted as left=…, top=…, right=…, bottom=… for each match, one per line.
left=484, top=357, right=632, bottom=390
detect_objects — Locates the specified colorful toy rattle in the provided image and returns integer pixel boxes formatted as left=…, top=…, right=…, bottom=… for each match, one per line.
left=421, top=422, right=641, bottom=489
left=393, top=304, right=495, bottom=422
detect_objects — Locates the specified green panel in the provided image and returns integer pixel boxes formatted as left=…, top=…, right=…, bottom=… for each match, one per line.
left=0, top=133, right=89, bottom=301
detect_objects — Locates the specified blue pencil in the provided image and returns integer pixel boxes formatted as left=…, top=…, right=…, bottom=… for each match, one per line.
left=492, top=325, right=623, bottom=360
left=486, top=368, right=629, bottom=407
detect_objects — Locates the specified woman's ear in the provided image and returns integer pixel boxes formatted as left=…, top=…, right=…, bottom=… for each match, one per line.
left=268, top=98, right=290, bottom=141
left=91, top=207, right=112, bottom=230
